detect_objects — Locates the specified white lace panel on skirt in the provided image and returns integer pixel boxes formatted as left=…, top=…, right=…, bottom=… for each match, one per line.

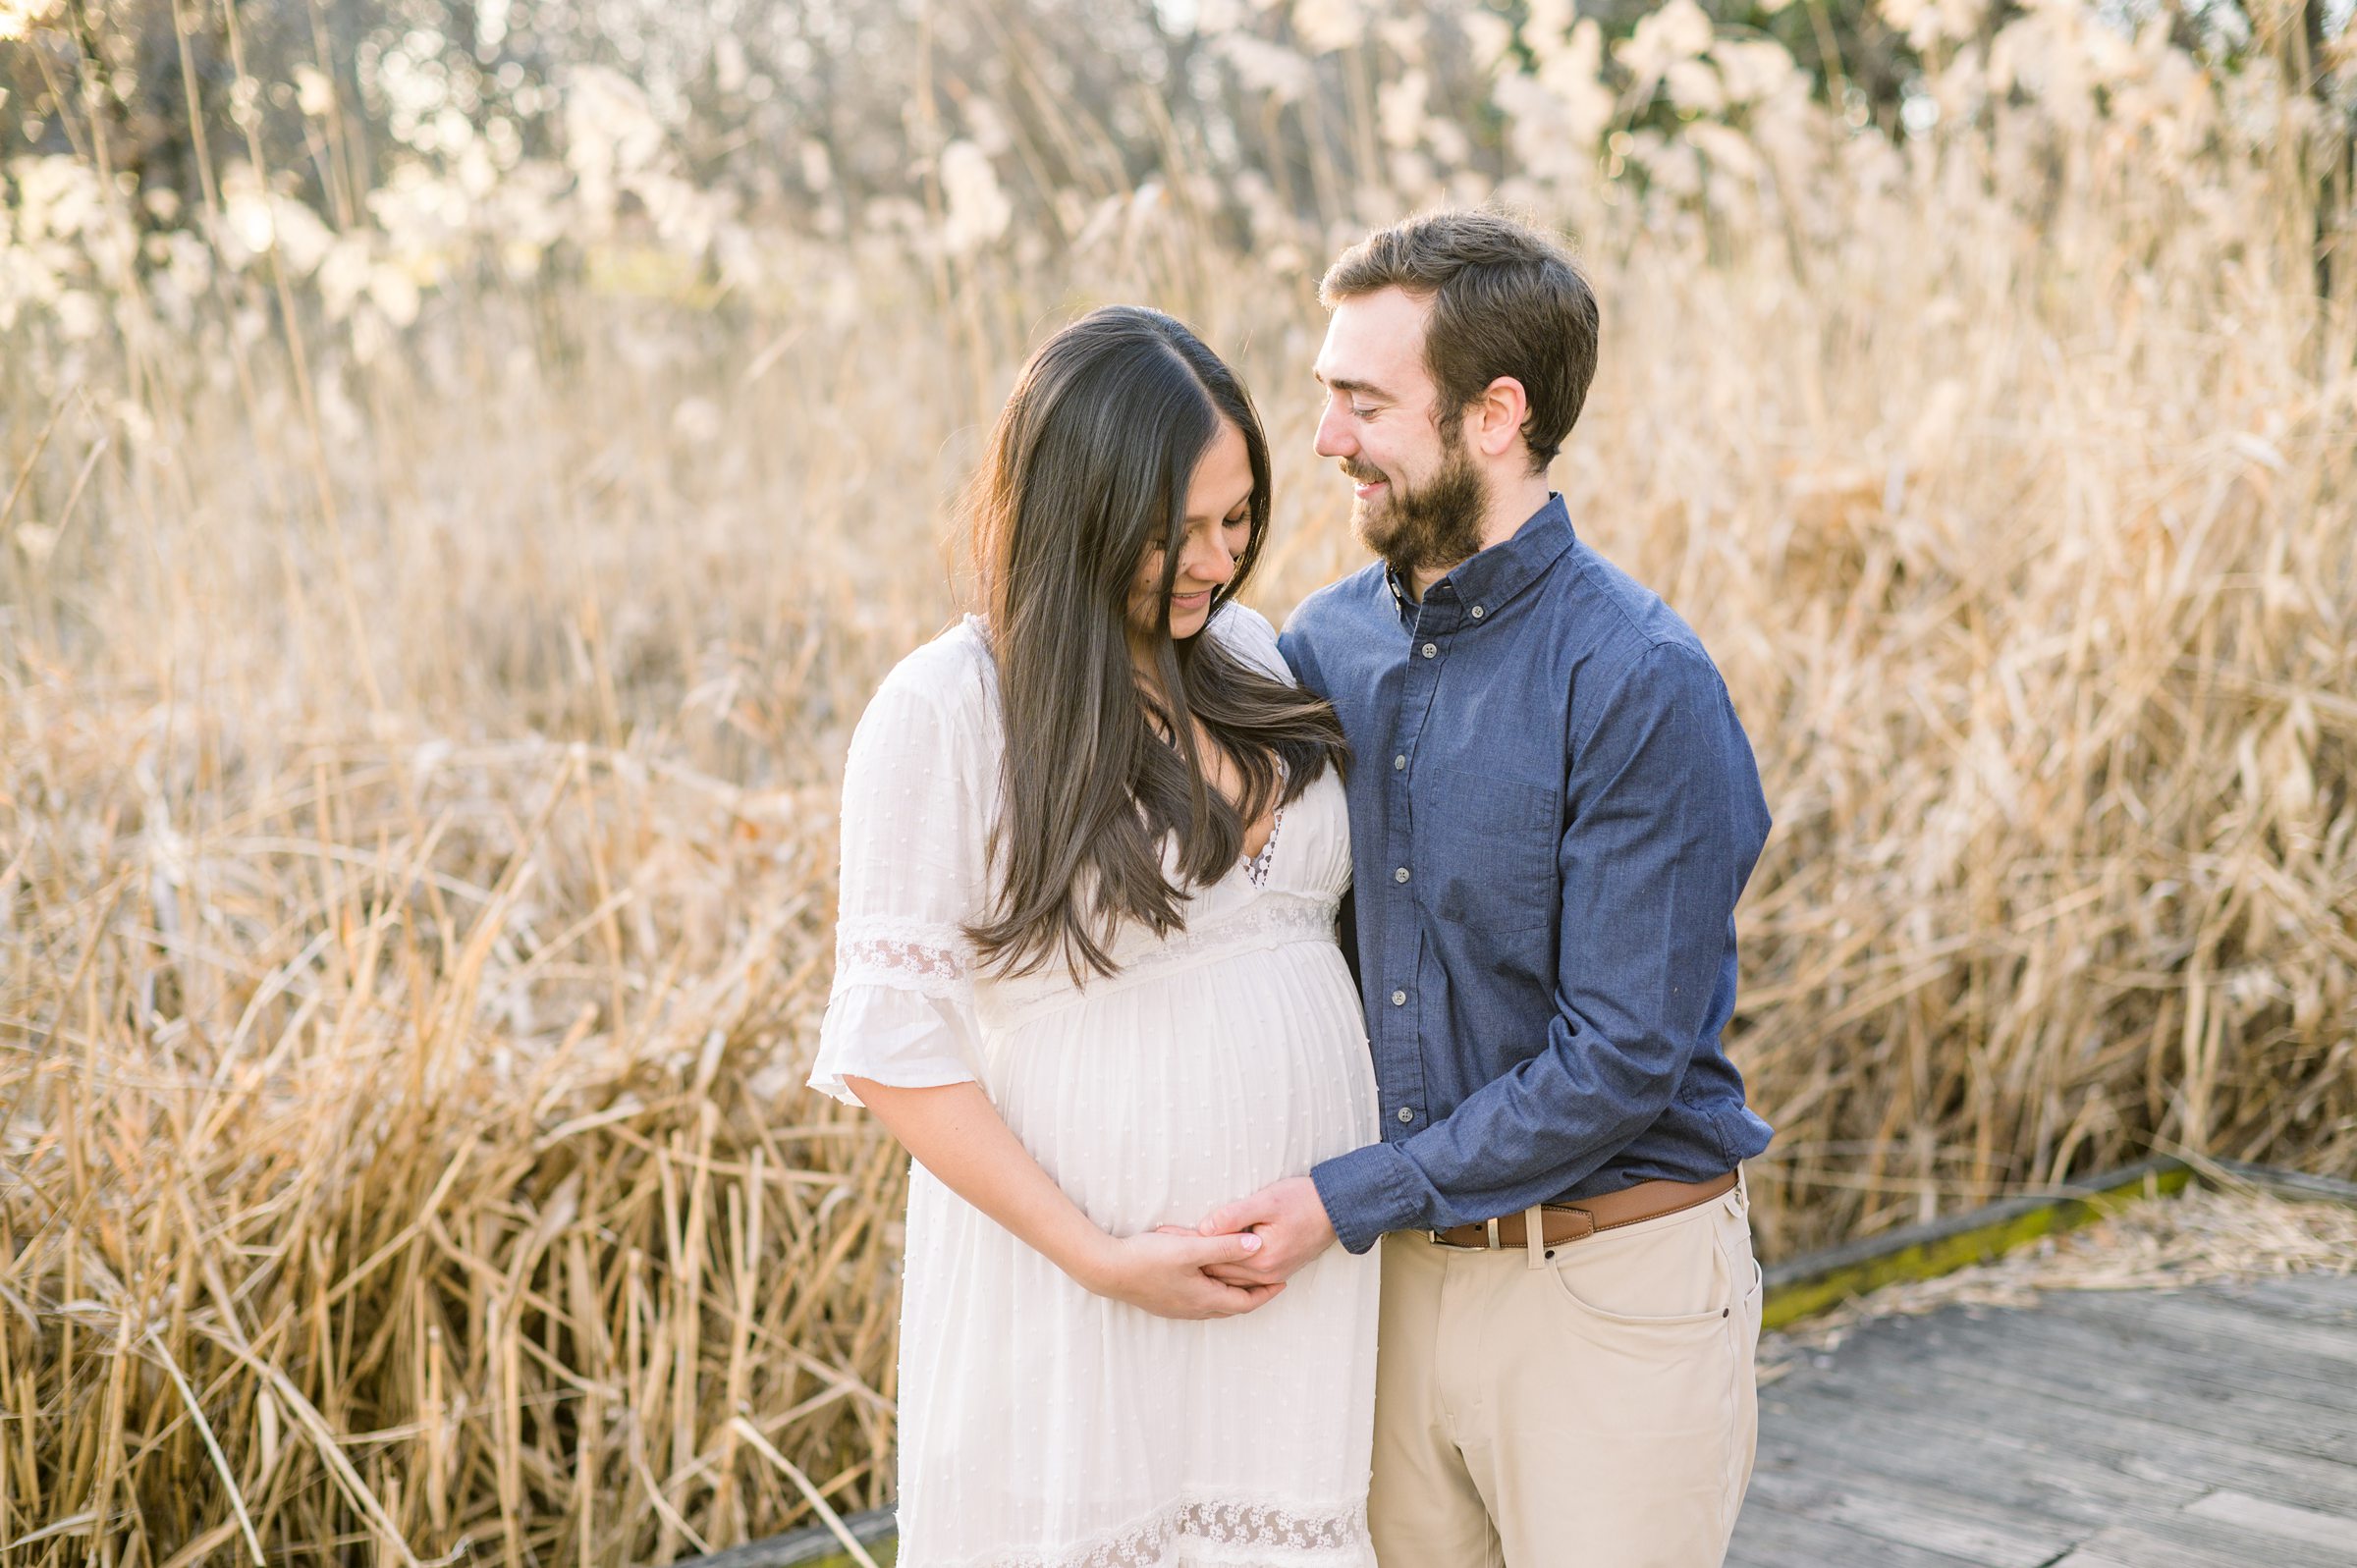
left=979, top=1494, right=1372, bottom=1568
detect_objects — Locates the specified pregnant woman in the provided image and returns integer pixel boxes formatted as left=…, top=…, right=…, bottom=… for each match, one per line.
left=806, top=306, right=1378, bottom=1567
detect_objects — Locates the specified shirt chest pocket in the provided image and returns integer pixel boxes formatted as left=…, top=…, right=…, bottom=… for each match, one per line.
left=1411, top=765, right=1560, bottom=934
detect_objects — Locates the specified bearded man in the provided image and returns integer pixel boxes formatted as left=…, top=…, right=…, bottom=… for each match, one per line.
left=1197, top=208, right=1777, bottom=1568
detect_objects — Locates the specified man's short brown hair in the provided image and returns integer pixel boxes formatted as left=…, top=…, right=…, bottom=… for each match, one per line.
left=1320, top=210, right=1599, bottom=471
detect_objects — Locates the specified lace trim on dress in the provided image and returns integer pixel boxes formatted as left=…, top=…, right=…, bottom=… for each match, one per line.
left=831, top=917, right=970, bottom=1000
left=948, top=1494, right=1372, bottom=1568
left=1102, top=892, right=1334, bottom=982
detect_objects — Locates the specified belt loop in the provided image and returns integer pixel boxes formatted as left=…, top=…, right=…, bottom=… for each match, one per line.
left=1484, top=1216, right=1503, bottom=1250
left=1525, top=1205, right=1549, bottom=1270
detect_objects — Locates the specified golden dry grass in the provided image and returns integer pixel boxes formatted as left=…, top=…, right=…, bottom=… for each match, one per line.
left=4, top=7, right=2356, bottom=1563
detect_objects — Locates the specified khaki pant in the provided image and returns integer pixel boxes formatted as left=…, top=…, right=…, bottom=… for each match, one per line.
left=1368, top=1176, right=1762, bottom=1568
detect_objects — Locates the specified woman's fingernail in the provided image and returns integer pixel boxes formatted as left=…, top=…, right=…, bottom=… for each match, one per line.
left=1239, top=1234, right=1262, bottom=1252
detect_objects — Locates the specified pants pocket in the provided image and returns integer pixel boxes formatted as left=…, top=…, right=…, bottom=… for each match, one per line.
left=1544, top=1210, right=1733, bottom=1328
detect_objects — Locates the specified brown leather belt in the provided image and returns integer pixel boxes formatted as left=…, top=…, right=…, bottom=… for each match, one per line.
left=1430, top=1170, right=1739, bottom=1251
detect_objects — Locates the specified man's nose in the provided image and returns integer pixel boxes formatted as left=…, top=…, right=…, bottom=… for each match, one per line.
left=1314, top=405, right=1352, bottom=459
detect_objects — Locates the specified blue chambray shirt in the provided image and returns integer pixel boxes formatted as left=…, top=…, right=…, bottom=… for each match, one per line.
left=1281, top=495, right=1776, bottom=1254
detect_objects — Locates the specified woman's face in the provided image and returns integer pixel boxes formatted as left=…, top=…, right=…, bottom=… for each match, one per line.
left=1127, top=418, right=1255, bottom=646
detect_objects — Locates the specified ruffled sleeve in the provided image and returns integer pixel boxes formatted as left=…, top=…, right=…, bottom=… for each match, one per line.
left=806, top=656, right=989, bottom=1107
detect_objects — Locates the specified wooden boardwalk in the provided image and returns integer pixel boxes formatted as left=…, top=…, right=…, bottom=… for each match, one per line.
left=1728, top=1271, right=2357, bottom=1568
left=708, top=1275, right=2357, bottom=1568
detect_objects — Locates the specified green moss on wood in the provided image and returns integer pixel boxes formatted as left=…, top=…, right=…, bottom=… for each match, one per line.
left=1760, top=1163, right=2197, bottom=1329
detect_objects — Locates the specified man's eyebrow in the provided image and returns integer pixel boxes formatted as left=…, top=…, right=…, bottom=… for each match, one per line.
left=1312, top=369, right=1390, bottom=399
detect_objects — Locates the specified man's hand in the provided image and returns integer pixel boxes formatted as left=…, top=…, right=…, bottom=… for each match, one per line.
left=1191, top=1176, right=1338, bottom=1287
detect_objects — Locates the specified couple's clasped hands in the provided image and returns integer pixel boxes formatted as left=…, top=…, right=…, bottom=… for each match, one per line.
left=842, top=1077, right=1331, bottom=1325
left=1090, top=1176, right=1335, bottom=1321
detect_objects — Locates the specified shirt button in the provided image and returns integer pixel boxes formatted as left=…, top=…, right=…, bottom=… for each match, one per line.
left=1397, top=1107, right=1415, bottom=1124
left=1393, top=754, right=1406, bottom=771
left=1394, top=866, right=1410, bottom=883
left=1391, top=989, right=1406, bottom=1006
left=1421, top=642, right=1438, bottom=659
left=1469, top=605, right=1484, bottom=620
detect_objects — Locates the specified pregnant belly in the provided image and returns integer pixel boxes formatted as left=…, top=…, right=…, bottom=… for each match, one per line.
left=982, top=941, right=1377, bottom=1235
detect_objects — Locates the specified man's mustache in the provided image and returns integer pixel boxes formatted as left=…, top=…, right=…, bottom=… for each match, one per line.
left=1341, top=460, right=1385, bottom=485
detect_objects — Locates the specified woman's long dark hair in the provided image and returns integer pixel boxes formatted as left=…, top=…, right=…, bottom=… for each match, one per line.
left=965, top=306, right=1349, bottom=981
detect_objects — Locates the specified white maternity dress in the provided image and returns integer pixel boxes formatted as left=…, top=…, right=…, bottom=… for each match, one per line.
left=807, top=604, right=1379, bottom=1568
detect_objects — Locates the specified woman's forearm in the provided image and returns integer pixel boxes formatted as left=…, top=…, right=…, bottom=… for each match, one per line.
left=848, top=1076, right=1282, bottom=1321
left=845, top=1077, right=1114, bottom=1288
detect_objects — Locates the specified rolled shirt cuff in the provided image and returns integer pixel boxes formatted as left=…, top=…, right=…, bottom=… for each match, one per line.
left=1311, top=1141, right=1433, bottom=1255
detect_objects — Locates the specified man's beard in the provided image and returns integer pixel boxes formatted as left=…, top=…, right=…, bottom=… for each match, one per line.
left=1346, top=429, right=1488, bottom=579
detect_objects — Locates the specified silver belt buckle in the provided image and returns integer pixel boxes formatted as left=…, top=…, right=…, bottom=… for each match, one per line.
left=1427, top=1217, right=1510, bottom=1249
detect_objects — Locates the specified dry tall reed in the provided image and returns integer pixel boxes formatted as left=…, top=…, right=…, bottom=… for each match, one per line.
left=3, top=3, right=2354, bottom=1562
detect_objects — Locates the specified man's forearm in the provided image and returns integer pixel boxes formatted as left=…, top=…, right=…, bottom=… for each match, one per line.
left=1311, top=1021, right=1681, bottom=1251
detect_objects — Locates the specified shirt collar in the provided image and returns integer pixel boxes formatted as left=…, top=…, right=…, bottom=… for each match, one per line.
left=1384, top=493, right=1578, bottom=622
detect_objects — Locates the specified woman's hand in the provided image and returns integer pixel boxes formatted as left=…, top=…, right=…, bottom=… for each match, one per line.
left=1085, top=1229, right=1287, bottom=1319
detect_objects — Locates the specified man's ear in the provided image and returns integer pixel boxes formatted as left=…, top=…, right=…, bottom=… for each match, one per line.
left=1474, top=376, right=1530, bottom=460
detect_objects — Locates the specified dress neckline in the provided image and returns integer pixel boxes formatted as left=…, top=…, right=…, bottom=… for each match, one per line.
left=1236, top=756, right=1289, bottom=889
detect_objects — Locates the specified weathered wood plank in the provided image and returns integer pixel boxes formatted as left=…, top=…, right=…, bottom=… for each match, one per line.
left=2091, top=1288, right=2357, bottom=1368
left=2047, top=1526, right=2252, bottom=1568
left=2040, top=1277, right=2357, bottom=1351
left=2024, top=1326, right=2357, bottom=1425
left=1967, top=1345, right=2357, bottom=1466
left=2181, top=1490, right=2357, bottom=1553
left=1821, top=1311, right=2357, bottom=1467
left=1743, top=1462, right=2074, bottom=1566
left=2073, top=1503, right=2357, bottom=1568
left=2245, top=1271, right=2357, bottom=1310
left=1756, top=1381, right=2208, bottom=1528
left=1884, top=1366, right=2357, bottom=1514
left=2191, top=1273, right=2357, bottom=1326
left=1790, top=1340, right=2357, bottom=1506
left=1932, top=1292, right=2357, bottom=1421
left=1726, top=1499, right=1993, bottom=1568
